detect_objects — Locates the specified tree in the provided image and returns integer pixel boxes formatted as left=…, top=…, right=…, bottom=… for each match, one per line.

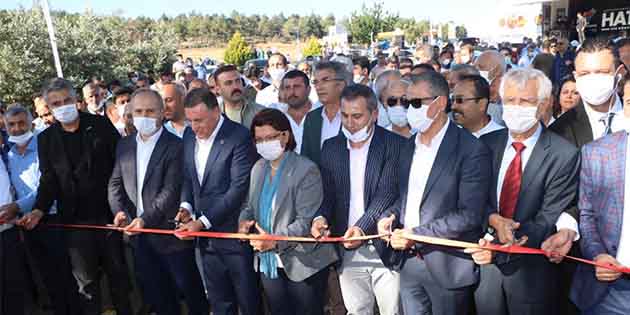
left=455, top=25, right=468, bottom=39
left=347, top=1, right=399, bottom=44
left=223, top=32, right=254, bottom=66
left=302, top=37, right=322, bottom=57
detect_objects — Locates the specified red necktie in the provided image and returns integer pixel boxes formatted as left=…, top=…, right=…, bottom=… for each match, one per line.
left=499, top=142, right=526, bottom=219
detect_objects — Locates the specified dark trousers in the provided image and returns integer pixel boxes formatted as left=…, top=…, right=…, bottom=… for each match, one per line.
left=133, top=235, right=208, bottom=315
left=66, top=227, right=132, bottom=315
left=260, top=268, right=327, bottom=315
left=474, top=262, right=558, bottom=315
left=324, top=266, right=347, bottom=315
left=25, top=217, right=81, bottom=315
left=401, top=257, right=472, bottom=315
left=199, top=247, right=259, bottom=315
left=0, top=227, right=27, bottom=315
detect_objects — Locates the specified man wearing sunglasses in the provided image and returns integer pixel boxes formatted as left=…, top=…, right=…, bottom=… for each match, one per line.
left=452, top=74, right=504, bottom=138
left=377, top=71, right=491, bottom=315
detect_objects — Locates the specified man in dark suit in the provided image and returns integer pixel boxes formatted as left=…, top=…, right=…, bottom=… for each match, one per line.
left=174, top=88, right=259, bottom=315
left=301, top=61, right=351, bottom=166
left=543, top=38, right=625, bottom=315
left=377, top=71, right=491, bottom=315
left=107, top=88, right=208, bottom=315
left=311, top=85, right=404, bottom=315
left=20, top=78, right=132, bottom=315
left=466, top=68, right=580, bottom=315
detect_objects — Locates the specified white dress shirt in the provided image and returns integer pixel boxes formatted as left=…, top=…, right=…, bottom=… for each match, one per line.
left=180, top=116, right=224, bottom=229
left=472, top=119, right=505, bottom=138
left=617, top=134, right=630, bottom=266
left=255, top=85, right=279, bottom=107
left=320, top=106, right=342, bottom=148
left=403, top=119, right=450, bottom=228
left=583, top=95, right=623, bottom=140
left=286, top=113, right=306, bottom=154
left=347, top=132, right=374, bottom=228
left=497, top=125, right=579, bottom=239
left=0, top=158, right=14, bottom=233
left=136, top=127, right=163, bottom=217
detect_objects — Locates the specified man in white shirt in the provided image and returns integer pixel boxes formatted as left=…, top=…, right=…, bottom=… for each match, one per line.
left=175, top=88, right=259, bottom=315
left=256, top=53, right=289, bottom=107
left=160, top=82, right=190, bottom=138
left=280, top=70, right=319, bottom=154
left=301, top=61, right=351, bottom=166
left=475, top=51, right=507, bottom=126
left=108, top=88, right=208, bottom=315
left=378, top=71, right=492, bottom=315
left=465, top=68, right=580, bottom=315
left=452, top=74, right=505, bottom=138
left=82, top=82, right=106, bottom=115
left=311, top=85, right=404, bottom=315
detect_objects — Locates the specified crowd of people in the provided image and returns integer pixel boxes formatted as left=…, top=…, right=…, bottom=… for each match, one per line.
left=1, top=33, right=630, bottom=315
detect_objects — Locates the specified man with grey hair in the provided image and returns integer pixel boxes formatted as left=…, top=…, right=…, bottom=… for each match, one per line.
left=311, top=84, right=404, bottom=315
left=475, top=50, right=508, bottom=125
left=414, top=44, right=434, bottom=64
left=301, top=61, right=351, bottom=166
left=19, top=78, right=133, bottom=315
left=83, top=82, right=106, bottom=115
left=378, top=71, right=491, bottom=315
left=109, top=88, right=208, bottom=315
left=373, top=70, right=402, bottom=128
left=465, top=67, right=579, bottom=315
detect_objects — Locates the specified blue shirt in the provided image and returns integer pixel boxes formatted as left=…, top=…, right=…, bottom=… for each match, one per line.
left=7, top=135, right=56, bottom=214
left=163, top=121, right=190, bottom=139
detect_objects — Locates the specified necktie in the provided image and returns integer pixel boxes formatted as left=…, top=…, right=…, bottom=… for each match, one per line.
left=499, top=142, right=526, bottom=219
left=601, top=112, right=615, bottom=136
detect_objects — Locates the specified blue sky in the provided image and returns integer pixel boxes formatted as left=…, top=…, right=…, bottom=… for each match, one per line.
left=2, top=0, right=502, bottom=36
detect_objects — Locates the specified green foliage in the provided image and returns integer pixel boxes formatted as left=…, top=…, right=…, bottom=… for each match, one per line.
left=223, top=32, right=255, bottom=66
left=347, top=1, right=399, bottom=44
left=455, top=25, right=468, bottom=39
left=0, top=8, right=176, bottom=105
left=302, top=37, right=322, bottom=57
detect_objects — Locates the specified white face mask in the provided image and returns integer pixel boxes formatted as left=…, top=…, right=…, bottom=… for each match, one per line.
left=256, top=140, right=285, bottom=161
left=114, top=121, right=126, bottom=135
left=575, top=73, right=616, bottom=106
left=387, top=105, right=408, bottom=127
left=353, top=74, right=366, bottom=84
left=89, top=99, right=106, bottom=113
left=342, top=123, right=371, bottom=143
left=479, top=71, right=491, bottom=84
left=269, top=68, right=286, bottom=83
left=9, top=130, right=33, bottom=146
left=116, top=104, right=126, bottom=118
left=407, top=97, right=439, bottom=133
left=133, top=117, right=159, bottom=137
left=460, top=55, right=471, bottom=64
left=52, top=104, right=79, bottom=124
left=502, top=105, right=539, bottom=134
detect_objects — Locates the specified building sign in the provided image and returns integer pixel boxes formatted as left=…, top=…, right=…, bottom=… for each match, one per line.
left=571, top=0, right=630, bottom=35
left=600, top=7, right=630, bottom=32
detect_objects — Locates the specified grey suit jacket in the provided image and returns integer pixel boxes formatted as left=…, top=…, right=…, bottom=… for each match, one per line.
left=239, top=151, right=338, bottom=282
left=108, top=129, right=188, bottom=253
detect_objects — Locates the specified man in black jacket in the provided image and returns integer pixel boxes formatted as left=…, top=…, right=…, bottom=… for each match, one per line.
left=20, top=78, right=132, bottom=315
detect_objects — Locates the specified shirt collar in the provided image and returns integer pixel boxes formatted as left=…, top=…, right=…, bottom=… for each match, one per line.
left=197, top=115, right=224, bottom=144
left=473, top=118, right=504, bottom=137
left=507, top=123, right=542, bottom=149
left=415, top=118, right=450, bottom=149
left=583, top=94, right=623, bottom=121
left=136, top=127, right=163, bottom=145
left=9, top=133, right=37, bottom=155
left=321, top=106, right=341, bottom=122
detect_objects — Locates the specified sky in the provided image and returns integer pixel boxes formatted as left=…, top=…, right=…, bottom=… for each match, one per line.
left=1, top=0, right=505, bottom=37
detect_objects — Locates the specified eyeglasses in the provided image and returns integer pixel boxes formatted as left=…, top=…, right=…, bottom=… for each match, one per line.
left=386, top=96, right=406, bottom=106
left=254, top=131, right=284, bottom=144
left=452, top=96, right=483, bottom=104
left=399, top=96, right=440, bottom=109
left=312, top=77, right=343, bottom=86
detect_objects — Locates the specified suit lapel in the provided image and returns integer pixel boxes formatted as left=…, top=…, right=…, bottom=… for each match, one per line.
left=142, top=131, right=168, bottom=188
left=520, top=127, right=550, bottom=193
left=399, top=137, right=415, bottom=222
left=613, top=133, right=627, bottom=241
left=573, top=103, right=594, bottom=146
left=364, top=127, right=384, bottom=205
left=490, top=130, right=509, bottom=204
left=272, top=153, right=295, bottom=226
left=184, top=130, right=198, bottom=190
left=201, top=121, right=227, bottom=188
left=421, top=123, right=457, bottom=205
left=122, top=138, right=138, bottom=212
left=312, top=107, right=324, bottom=151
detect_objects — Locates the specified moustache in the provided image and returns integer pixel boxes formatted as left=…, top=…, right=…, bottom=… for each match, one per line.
left=231, top=89, right=242, bottom=96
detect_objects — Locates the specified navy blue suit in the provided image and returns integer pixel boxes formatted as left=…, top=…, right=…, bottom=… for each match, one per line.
left=109, top=130, right=208, bottom=315
left=318, top=125, right=404, bottom=267
left=181, top=117, right=259, bottom=315
left=384, top=121, right=491, bottom=314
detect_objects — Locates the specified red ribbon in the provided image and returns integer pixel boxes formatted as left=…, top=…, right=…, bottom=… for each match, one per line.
left=40, top=223, right=630, bottom=274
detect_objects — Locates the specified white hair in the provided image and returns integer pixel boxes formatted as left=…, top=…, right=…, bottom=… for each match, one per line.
left=373, top=70, right=402, bottom=101
left=500, top=68, right=552, bottom=104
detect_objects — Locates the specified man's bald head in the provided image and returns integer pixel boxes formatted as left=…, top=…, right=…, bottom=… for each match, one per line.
left=475, top=50, right=507, bottom=75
